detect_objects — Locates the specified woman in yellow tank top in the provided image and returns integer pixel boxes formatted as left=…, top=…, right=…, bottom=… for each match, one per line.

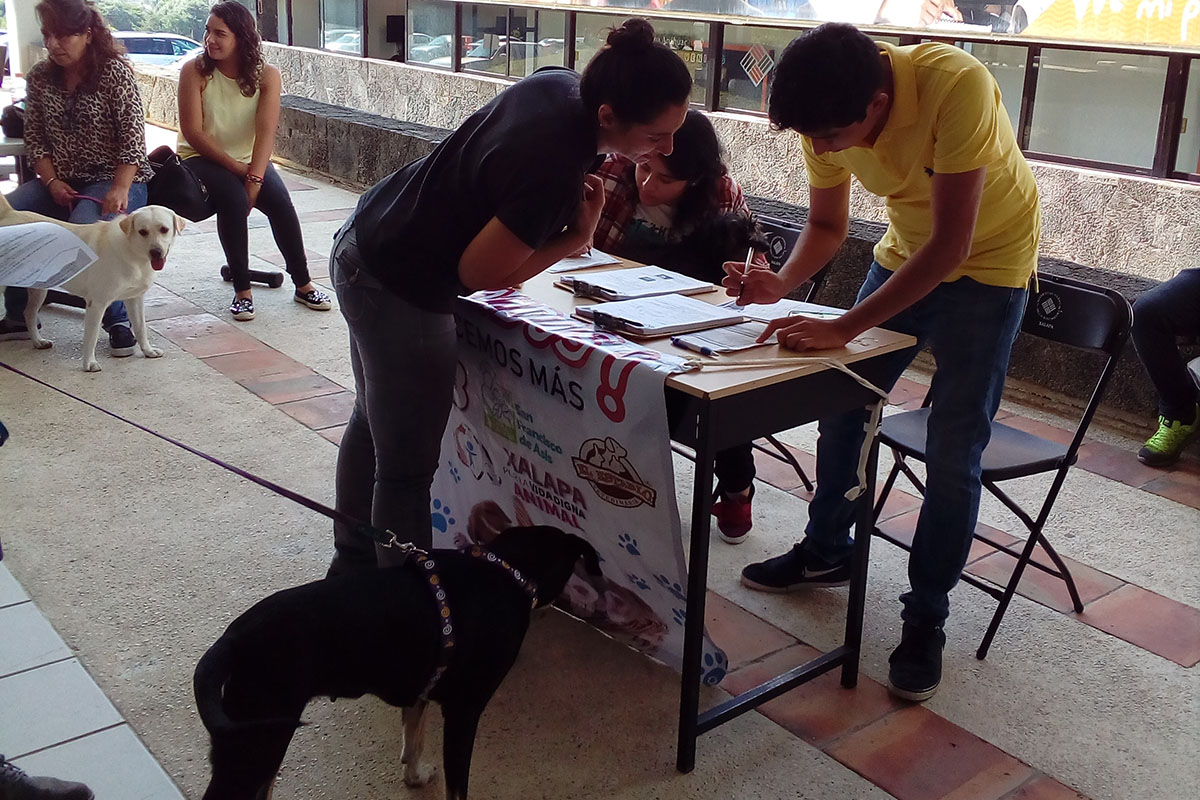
left=177, top=1, right=330, bottom=321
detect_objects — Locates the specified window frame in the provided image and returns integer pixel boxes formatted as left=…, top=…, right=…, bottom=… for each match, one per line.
left=314, top=0, right=1200, bottom=183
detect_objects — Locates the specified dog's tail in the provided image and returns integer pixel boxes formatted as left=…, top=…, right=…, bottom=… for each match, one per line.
left=194, top=639, right=305, bottom=738
left=194, top=639, right=238, bottom=734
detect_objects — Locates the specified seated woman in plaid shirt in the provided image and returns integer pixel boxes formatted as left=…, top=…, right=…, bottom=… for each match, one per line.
left=589, top=110, right=769, bottom=543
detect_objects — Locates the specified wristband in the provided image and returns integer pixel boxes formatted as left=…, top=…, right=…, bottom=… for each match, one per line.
left=45, top=177, right=62, bottom=189
left=245, top=173, right=264, bottom=185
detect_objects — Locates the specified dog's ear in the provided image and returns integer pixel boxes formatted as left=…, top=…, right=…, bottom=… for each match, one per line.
left=173, top=212, right=186, bottom=235
left=119, top=214, right=135, bottom=236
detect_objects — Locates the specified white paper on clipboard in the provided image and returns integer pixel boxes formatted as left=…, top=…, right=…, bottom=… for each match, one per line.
left=0, top=222, right=98, bottom=289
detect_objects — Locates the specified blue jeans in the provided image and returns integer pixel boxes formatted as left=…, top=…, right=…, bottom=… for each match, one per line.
left=3, top=179, right=149, bottom=329
left=804, top=262, right=1028, bottom=626
left=330, top=224, right=458, bottom=569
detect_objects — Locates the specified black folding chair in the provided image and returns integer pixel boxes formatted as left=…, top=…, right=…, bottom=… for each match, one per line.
left=748, top=215, right=834, bottom=492
left=871, top=273, right=1133, bottom=659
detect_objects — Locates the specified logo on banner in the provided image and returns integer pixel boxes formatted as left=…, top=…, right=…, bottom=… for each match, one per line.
left=480, top=369, right=519, bottom=443
left=740, top=43, right=775, bottom=87
left=573, top=437, right=657, bottom=509
left=454, top=423, right=501, bottom=485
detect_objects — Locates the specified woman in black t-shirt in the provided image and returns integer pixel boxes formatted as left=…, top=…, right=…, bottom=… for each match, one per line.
left=329, top=19, right=693, bottom=571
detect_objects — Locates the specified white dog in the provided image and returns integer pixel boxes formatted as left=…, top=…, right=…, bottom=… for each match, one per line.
left=0, top=194, right=184, bottom=372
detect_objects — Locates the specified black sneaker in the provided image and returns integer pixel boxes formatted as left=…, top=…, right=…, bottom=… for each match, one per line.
left=0, top=318, right=37, bottom=341
left=230, top=297, right=255, bottom=321
left=0, top=755, right=94, bottom=800
left=108, top=324, right=136, bottom=357
left=740, top=540, right=851, bottom=592
left=887, top=622, right=946, bottom=702
left=293, top=288, right=332, bottom=310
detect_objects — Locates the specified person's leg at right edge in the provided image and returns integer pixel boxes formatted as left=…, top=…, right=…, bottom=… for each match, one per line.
left=888, top=276, right=1026, bottom=701
left=741, top=262, right=925, bottom=591
left=1131, top=268, right=1200, bottom=466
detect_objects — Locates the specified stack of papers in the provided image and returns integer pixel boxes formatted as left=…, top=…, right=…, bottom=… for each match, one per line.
left=576, top=294, right=745, bottom=338
left=721, top=298, right=846, bottom=322
left=557, top=266, right=716, bottom=302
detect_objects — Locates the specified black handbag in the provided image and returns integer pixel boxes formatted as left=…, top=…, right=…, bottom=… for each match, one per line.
left=0, top=101, right=24, bottom=138
left=147, top=144, right=211, bottom=220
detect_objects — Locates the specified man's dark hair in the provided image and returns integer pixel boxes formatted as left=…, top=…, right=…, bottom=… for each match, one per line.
left=768, top=23, right=884, bottom=134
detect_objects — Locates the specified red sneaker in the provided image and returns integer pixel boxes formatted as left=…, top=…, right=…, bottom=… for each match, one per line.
left=712, top=486, right=753, bottom=544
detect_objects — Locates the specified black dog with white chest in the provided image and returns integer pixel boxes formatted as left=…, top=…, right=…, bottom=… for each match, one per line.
left=195, top=525, right=602, bottom=800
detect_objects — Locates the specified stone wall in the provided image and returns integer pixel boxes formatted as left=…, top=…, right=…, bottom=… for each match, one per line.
left=135, top=57, right=1198, bottom=422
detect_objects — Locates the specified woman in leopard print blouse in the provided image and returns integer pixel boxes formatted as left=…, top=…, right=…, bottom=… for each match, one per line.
left=0, top=0, right=153, bottom=355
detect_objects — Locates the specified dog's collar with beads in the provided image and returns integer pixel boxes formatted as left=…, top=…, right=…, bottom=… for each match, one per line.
left=410, top=543, right=540, bottom=702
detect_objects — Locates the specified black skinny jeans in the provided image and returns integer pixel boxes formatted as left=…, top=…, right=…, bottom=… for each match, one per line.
left=184, top=159, right=310, bottom=292
left=1131, top=268, right=1200, bottom=422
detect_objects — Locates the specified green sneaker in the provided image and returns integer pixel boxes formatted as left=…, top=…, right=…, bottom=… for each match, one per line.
left=1137, top=406, right=1199, bottom=467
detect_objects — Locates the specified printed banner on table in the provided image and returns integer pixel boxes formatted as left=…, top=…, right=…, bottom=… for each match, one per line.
left=430, top=289, right=729, bottom=686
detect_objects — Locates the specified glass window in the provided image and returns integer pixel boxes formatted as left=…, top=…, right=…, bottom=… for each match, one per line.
left=1176, top=59, right=1200, bottom=175
left=575, top=14, right=709, bottom=105
left=463, top=4, right=511, bottom=76
left=321, top=0, right=363, bottom=55
left=508, top=8, right=567, bottom=78
left=720, top=25, right=800, bottom=115
left=1029, top=49, right=1168, bottom=169
left=408, top=1, right=458, bottom=66
left=959, top=42, right=1024, bottom=135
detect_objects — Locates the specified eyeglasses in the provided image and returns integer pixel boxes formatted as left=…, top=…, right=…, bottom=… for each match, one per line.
left=42, top=31, right=85, bottom=45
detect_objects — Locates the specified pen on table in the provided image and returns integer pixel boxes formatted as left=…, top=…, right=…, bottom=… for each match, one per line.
left=671, top=337, right=719, bottom=357
left=738, top=246, right=753, bottom=302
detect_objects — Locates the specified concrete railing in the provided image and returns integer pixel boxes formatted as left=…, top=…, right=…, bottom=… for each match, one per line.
left=134, top=64, right=1195, bottom=423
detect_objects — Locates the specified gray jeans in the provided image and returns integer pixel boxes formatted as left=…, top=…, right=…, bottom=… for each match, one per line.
left=330, top=225, right=458, bottom=570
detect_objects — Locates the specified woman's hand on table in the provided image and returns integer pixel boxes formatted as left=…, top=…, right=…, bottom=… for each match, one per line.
left=722, top=260, right=785, bottom=305
left=757, top=315, right=855, bottom=351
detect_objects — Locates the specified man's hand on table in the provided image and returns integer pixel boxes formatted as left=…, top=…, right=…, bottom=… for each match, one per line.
left=758, top=315, right=855, bottom=351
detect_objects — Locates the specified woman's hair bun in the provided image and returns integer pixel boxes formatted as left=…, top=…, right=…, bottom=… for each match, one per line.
left=606, top=18, right=655, bottom=50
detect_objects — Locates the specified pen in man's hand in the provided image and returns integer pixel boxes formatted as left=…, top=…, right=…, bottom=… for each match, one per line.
left=738, top=246, right=754, bottom=302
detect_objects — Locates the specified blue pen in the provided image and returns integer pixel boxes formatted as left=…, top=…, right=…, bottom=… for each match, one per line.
left=671, top=337, right=718, bottom=357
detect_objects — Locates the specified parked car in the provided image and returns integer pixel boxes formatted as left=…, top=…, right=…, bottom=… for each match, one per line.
left=113, top=31, right=202, bottom=66
left=325, top=31, right=362, bottom=54
left=409, top=33, right=472, bottom=63
left=430, top=38, right=543, bottom=71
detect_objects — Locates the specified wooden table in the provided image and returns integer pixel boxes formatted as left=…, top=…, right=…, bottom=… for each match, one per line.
left=520, top=270, right=915, bottom=771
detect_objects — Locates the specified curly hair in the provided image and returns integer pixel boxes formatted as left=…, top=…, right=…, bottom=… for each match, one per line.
left=660, top=111, right=728, bottom=235
left=195, top=1, right=264, bottom=97
left=35, top=0, right=127, bottom=93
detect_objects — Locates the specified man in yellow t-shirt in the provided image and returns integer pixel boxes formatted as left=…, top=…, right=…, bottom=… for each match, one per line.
left=727, top=23, right=1039, bottom=702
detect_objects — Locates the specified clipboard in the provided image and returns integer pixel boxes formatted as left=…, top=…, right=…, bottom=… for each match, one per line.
left=575, top=294, right=746, bottom=339
left=556, top=266, right=717, bottom=302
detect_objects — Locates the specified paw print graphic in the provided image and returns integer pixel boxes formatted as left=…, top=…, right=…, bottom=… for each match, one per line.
left=627, top=574, right=650, bottom=591
left=671, top=607, right=686, bottom=626
left=617, top=533, right=640, bottom=556
left=702, top=651, right=728, bottom=686
left=430, top=499, right=456, bottom=533
left=449, top=466, right=461, bottom=484
left=654, top=574, right=686, bottom=602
